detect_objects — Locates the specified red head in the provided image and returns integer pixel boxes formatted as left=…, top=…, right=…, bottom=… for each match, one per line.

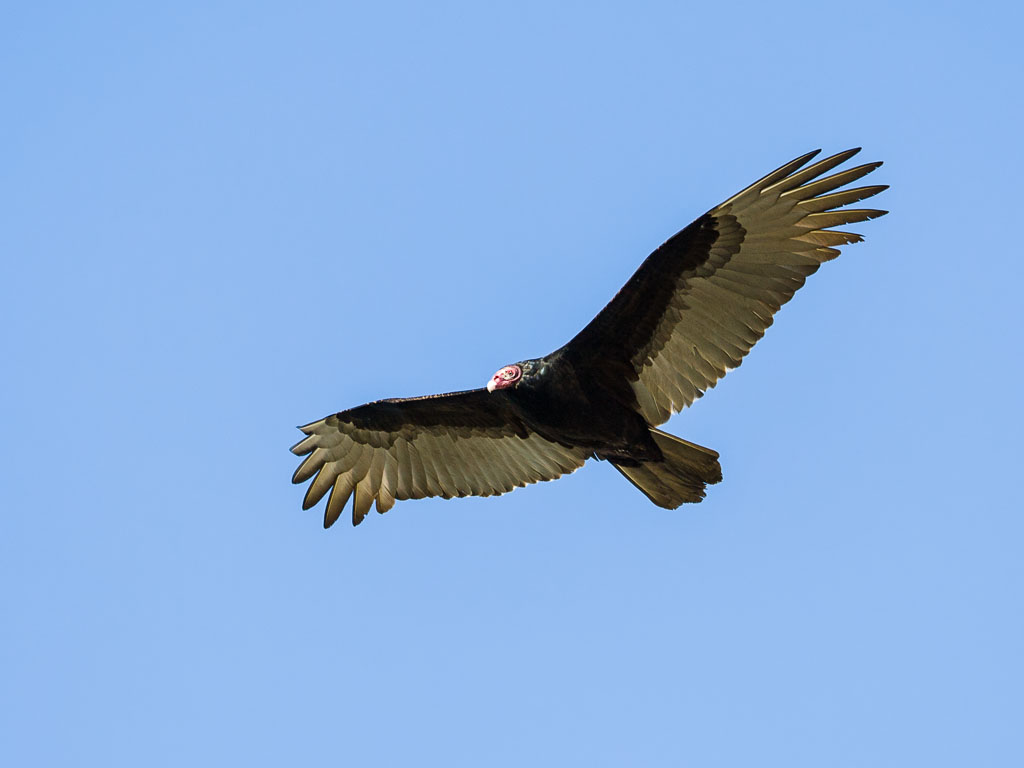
left=486, top=364, right=522, bottom=393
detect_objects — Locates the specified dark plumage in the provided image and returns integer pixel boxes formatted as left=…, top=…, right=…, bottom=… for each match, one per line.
left=292, top=149, right=887, bottom=526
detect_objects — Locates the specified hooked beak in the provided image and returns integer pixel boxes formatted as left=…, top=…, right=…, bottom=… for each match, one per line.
left=486, top=378, right=497, bottom=393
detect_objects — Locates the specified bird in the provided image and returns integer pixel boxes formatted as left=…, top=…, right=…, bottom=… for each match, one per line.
left=292, top=148, right=887, bottom=527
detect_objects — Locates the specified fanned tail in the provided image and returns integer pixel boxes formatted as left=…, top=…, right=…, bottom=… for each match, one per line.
left=611, top=428, right=722, bottom=508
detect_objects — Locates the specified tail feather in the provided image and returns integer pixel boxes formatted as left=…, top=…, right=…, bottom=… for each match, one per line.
left=611, top=428, right=722, bottom=509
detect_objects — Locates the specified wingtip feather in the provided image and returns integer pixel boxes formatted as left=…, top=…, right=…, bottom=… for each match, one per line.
left=719, top=148, right=824, bottom=208
left=352, top=485, right=373, bottom=526
left=322, top=475, right=354, bottom=528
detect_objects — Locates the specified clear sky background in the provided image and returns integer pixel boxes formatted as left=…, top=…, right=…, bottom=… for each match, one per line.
left=3, top=2, right=1022, bottom=766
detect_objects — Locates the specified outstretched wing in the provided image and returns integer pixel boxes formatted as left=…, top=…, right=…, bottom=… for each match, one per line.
left=291, top=389, right=589, bottom=527
left=565, top=148, right=888, bottom=425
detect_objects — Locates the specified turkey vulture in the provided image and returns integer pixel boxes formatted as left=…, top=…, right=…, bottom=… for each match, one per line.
left=292, top=148, right=887, bottom=527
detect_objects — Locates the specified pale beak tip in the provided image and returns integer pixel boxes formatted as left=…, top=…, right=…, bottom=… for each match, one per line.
left=486, top=379, right=496, bottom=393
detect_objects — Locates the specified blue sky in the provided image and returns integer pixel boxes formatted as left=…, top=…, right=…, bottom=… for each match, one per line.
left=3, top=2, right=1022, bottom=765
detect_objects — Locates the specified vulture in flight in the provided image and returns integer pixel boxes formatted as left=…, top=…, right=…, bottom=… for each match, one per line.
left=292, top=148, right=887, bottom=527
